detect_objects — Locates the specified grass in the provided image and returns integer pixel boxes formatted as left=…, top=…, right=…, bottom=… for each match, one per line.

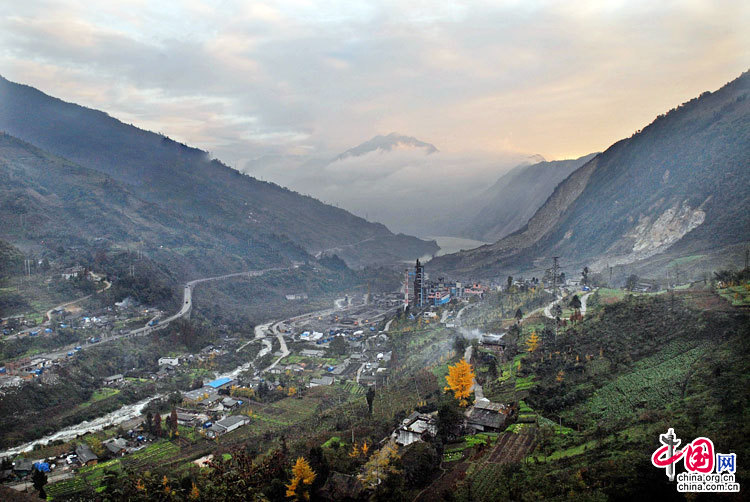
left=77, top=388, right=120, bottom=409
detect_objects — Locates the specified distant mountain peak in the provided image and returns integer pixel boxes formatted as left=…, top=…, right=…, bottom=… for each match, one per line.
left=334, top=132, right=438, bottom=161
left=522, top=153, right=546, bottom=165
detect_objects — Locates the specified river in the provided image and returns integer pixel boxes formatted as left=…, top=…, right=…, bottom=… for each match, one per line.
left=1, top=394, right=163, bottom=457
left=413, top=235, right=489, bottom=263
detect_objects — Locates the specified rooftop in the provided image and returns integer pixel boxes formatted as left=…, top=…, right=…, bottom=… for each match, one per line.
left=206, top=377, right=232, bottom=389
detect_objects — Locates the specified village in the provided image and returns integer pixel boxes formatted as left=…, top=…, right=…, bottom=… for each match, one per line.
left=0, top=258, right=571, bottom=496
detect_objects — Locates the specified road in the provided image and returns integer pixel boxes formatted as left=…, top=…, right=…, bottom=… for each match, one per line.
left=14, top=268, right=286, bottom=364
left=313, top=237, right=375, bottom=259
left=541, top=289, right=595, bottom=319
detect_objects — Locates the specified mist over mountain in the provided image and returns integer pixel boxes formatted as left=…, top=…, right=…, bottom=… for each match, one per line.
left=0, top=76, right=438, bottom=269
left=245, top=133, right=531, bottom=237
left=461, top=153, right=597, bottom=242
left=334, top=133, right=438, bottom=161
left=431, top=71, right=750, bottom=278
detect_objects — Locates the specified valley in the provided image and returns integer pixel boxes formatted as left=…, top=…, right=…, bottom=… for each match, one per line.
left=0, top=49, right=747, bottom=501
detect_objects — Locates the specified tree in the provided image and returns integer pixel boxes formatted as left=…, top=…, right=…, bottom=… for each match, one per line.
left=169, top=408, right=178, bottom=436
left=444, top=358, right=475, bottom=406
left=514, top=308, right=523, bottom=323
left=32, top=465, right=48, bottom=499
left=626, top=274, right=639, bottom=291
left=361, top=442, right=401, bottom=487
left=526, top=331, right=540, bottom=353
left=581, top=267, right=589, bottom=286
left=402, top=442, right=440, bottom=488
left=366, top=387, right=376, bottom=415
left=453, top=336, right=467, bottom=355
left=569, top=295, right=582, bottom=311
left=437, top=400, right=463, bottom=441
left=145, top=412, right=153, bottom=434
left=328, top=336, right=347, bottom=355
left=285, top=456, right=316, bottom=500
left=507, top=276, right=513, bottom=291
left=154, top=413, right=162, bottom=437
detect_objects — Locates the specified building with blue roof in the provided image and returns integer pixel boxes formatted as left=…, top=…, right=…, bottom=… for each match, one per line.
left=206, top=377, right=233, bottom=389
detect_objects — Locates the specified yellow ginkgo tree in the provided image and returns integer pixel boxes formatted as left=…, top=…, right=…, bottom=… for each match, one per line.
left=526, top=331, right=540, bottom=353
left=286, top=456, right=316, bottom=500
left=444, top=358, right=475, bottom=406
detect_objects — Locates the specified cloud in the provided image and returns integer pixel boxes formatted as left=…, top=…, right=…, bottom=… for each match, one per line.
left=0, top=0, right=747, bottom=230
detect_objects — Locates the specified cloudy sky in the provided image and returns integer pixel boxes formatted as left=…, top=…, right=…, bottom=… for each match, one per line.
left=1, top=1, right=748, bottom=233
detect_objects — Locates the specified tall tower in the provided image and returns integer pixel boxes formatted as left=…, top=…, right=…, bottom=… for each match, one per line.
left=414, top=259, right=425, bottom=308
left=404, top=269, right=410, bottom=311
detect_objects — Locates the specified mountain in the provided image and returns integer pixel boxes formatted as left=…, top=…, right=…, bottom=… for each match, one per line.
left=333, top=133, right=438, bottom=161
left=0, top=132, right=305, bottom=278
left=0, top=76, right=437, bottom=269
left=432, top=71, right=750, bottom=278
left=461, top=153, right=597, bottom=242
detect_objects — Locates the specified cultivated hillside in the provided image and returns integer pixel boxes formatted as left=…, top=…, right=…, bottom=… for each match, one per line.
left=462, top=154, right=596, bottom=242
left=0, top=77, right=437, bottom=268
left=433, top=71, right=750, bottom=278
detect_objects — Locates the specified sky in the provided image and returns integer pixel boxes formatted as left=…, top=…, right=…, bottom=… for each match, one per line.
left=1, top=0, right=748, bottom=234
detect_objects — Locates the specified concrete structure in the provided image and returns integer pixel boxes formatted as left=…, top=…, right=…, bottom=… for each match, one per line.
left=309, top=376, right=334, bottom=387
left=158, top=357, right=180, bottom=367
left=394, top=412, right=437, bottom=446
left=207, top=415, right=249, bottom=437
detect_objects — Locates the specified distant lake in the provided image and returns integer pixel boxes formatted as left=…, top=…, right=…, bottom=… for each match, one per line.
left=420, top=235, right=490, bottom=261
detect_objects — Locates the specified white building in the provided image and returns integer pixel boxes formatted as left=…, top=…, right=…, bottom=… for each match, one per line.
left=158, top=357, right=180, bottom=367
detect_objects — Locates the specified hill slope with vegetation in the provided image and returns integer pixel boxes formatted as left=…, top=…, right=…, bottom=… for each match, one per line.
left=0, top=76, right=437, bottom=269
left=433, top=71, right=750, bottom=278
left=462, top=154, right=596, bottom=242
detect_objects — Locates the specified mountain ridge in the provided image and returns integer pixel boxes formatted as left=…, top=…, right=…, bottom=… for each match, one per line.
left=0, top=76, right=438, bottom=269
left=431, top=71, right=750, bottom=278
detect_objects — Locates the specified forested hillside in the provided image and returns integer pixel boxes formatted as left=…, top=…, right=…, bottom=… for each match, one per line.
left=0, top=134, right=305, bottom=277
left=0, top=76, right=437, bottom=268
left=433, top=71, right=750, bottom=278
left=463, top=154, right=596, bottom=242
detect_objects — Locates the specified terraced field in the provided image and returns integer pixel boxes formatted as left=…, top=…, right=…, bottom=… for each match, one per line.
left=487, top=432, right=536, bottom=464
left=577, top=340, right=710, bottom=421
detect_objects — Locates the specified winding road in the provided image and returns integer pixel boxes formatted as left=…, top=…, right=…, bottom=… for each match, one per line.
left=15, top=268, right=286, bottom=364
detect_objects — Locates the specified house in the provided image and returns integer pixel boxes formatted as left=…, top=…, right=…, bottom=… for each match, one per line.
left=285, top=293, right=308, bottom=301
left=394, top=412, right=438, bottom=446
left=206, top=415, right=249, bottom=437
left=176, top=412, right=209, bottom=427
left=61, top=266, right=84, bottom=280
left=76, top=444, right=99, bottom=466
left=221, top=397, right=239, bottom=409
left=158, top=357, right=180, bottom=367
left=197, top=395, right=223, bottom=408
left=300, top=349, right=325, bottom=358
left=103, top=374, right=124, bottom=385
left=309, top=376, right=334, bottom=387
left=466, top=399, right=507, bottom=433
left=104, top=438, right=128, bottom=457
left=12, top=458, right=34, bottom=477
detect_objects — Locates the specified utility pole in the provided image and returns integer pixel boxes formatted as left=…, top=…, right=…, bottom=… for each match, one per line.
left=608, top=264, right=613, bottom=288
